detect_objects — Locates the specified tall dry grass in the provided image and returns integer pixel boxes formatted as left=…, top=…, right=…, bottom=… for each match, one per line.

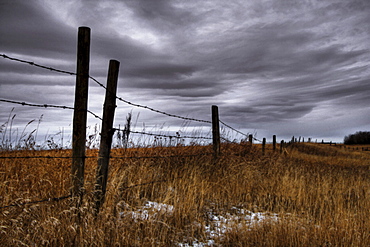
left=1, top=142, right=370, bottom=246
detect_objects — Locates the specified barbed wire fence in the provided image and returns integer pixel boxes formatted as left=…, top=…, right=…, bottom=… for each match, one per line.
left=0, top=52, right=245, bottom=210
left=0, top=53, right=249, bottom=147
left=0, top=26, right=350, bottom=212
left=0, top=27, right=252, bottom=211
left=0, top=51, right=246, bottom=202
left=0, top=51, right=253, bottom=153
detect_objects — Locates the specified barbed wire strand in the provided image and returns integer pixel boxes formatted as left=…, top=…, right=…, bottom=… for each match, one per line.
left=114, top=96, right=212, bottom=124
left=0, top=152, right=212, bottom=160
left=0, top=54, right=108, bottom=91
left=0, top=54, right=76, bottom=75
left=219, top=119, right=250, bottom=137
left=118, top=129, right=212, bottom=140
left=219, top=120, right=264, bottom=143
left=220, top=136, right=234, bottom=143
left=253, top=138, right=263, bottom=143
left=0, top=155, right=96, bottom=159
left=110, top=153, right=213, bottom=160
left=0, top=194, right=72, bottom=209
left=1, top=54, right=211, bottom=124
left=1, top=54, right=253, bottom=138
left=0, top=98, right=102, bottom=120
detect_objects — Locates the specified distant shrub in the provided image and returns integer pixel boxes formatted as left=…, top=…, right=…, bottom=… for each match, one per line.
left=344, top=131, right=370, bottom=145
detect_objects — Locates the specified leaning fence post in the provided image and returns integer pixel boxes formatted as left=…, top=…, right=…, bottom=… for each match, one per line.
left=95, top=60, right=120, bottom=213
left=71, top=26, right=90, bottom=203
left=212, top=105, right=220, bottom=159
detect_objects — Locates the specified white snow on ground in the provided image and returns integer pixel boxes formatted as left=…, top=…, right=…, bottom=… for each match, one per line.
left=205, top=207, right=279, bottom=237
left=120, top=201, right=279, bottom=246
left=180, top=207, right=279, bottom=246
left=120, top=201, right=174, bottom=221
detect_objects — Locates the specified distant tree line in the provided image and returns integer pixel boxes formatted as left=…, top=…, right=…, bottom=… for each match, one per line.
left=344, top=131, right=370, bottom=145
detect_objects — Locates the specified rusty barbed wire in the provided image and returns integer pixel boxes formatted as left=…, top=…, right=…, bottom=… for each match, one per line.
left=0, top=98, right=102, bottom=120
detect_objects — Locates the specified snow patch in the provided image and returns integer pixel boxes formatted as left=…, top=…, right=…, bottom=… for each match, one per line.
left=120, top=201, right=279, bottom=246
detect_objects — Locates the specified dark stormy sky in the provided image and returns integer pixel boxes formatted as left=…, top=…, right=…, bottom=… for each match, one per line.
left=0, top=0, right=369, bottom=145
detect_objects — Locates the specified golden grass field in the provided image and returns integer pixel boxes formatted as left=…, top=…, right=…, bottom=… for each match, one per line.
left=1, top=142, right=370, bottom=246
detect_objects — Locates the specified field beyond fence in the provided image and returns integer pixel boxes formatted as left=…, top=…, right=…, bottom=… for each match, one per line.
left=1, top=142, right=370, bottom=246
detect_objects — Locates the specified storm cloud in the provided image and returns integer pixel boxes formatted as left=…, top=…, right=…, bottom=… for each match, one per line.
left=0, top=0, right=369, bottom=143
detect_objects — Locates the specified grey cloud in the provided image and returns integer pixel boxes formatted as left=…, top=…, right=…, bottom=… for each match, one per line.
left=287, top=46, right=365, bottom=75
left=220, top=99, right=315, bottom=124
left=92, top=34, right=154, bottom=62
left=0, top=1, right=75, bottom=57
left=124, top=63, right=197, bottom=79
left=89, top=32, right=196, bottom=80
left=123, top=78, right=226, bottom=98
left=122, top=0, right=196, bottom=30
left=201, top=26, right=362, bottom=79
left=314, top=79, right=370, bottom=105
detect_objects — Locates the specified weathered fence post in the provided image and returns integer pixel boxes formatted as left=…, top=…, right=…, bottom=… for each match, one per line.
left=273, top=135, right=276, bottom=152
left=212, top=105, right=220, bottom=159
left=95, top=60, right=120, bottom=213
left=71, top=27, right=90, bottom=203
left=249, top=134, right=253, bottom=145
left=262, top=138, right=266, bottom=155
left=280, top=140, right=284, bottom=153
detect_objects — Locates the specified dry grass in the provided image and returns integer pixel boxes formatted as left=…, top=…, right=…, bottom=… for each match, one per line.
left=1, top=142, right=370, bottom=246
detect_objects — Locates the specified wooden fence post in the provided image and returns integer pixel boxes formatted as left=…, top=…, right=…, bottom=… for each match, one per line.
left=262, top=138, right=266, bottom=155
left=95, top=60, right=120, bottom=213
left=212, top=105, right=220, bottom=159
left=280, top=140, right=284, bottom=153
left=248, top=134, right=253, bottom=145
left=273, top=135, right=276, bottom=152
left=71, top=27, right=90, bottom=202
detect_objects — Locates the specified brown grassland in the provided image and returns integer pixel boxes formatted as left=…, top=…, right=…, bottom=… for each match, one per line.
left=0, top=142, right=370, bottom=246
